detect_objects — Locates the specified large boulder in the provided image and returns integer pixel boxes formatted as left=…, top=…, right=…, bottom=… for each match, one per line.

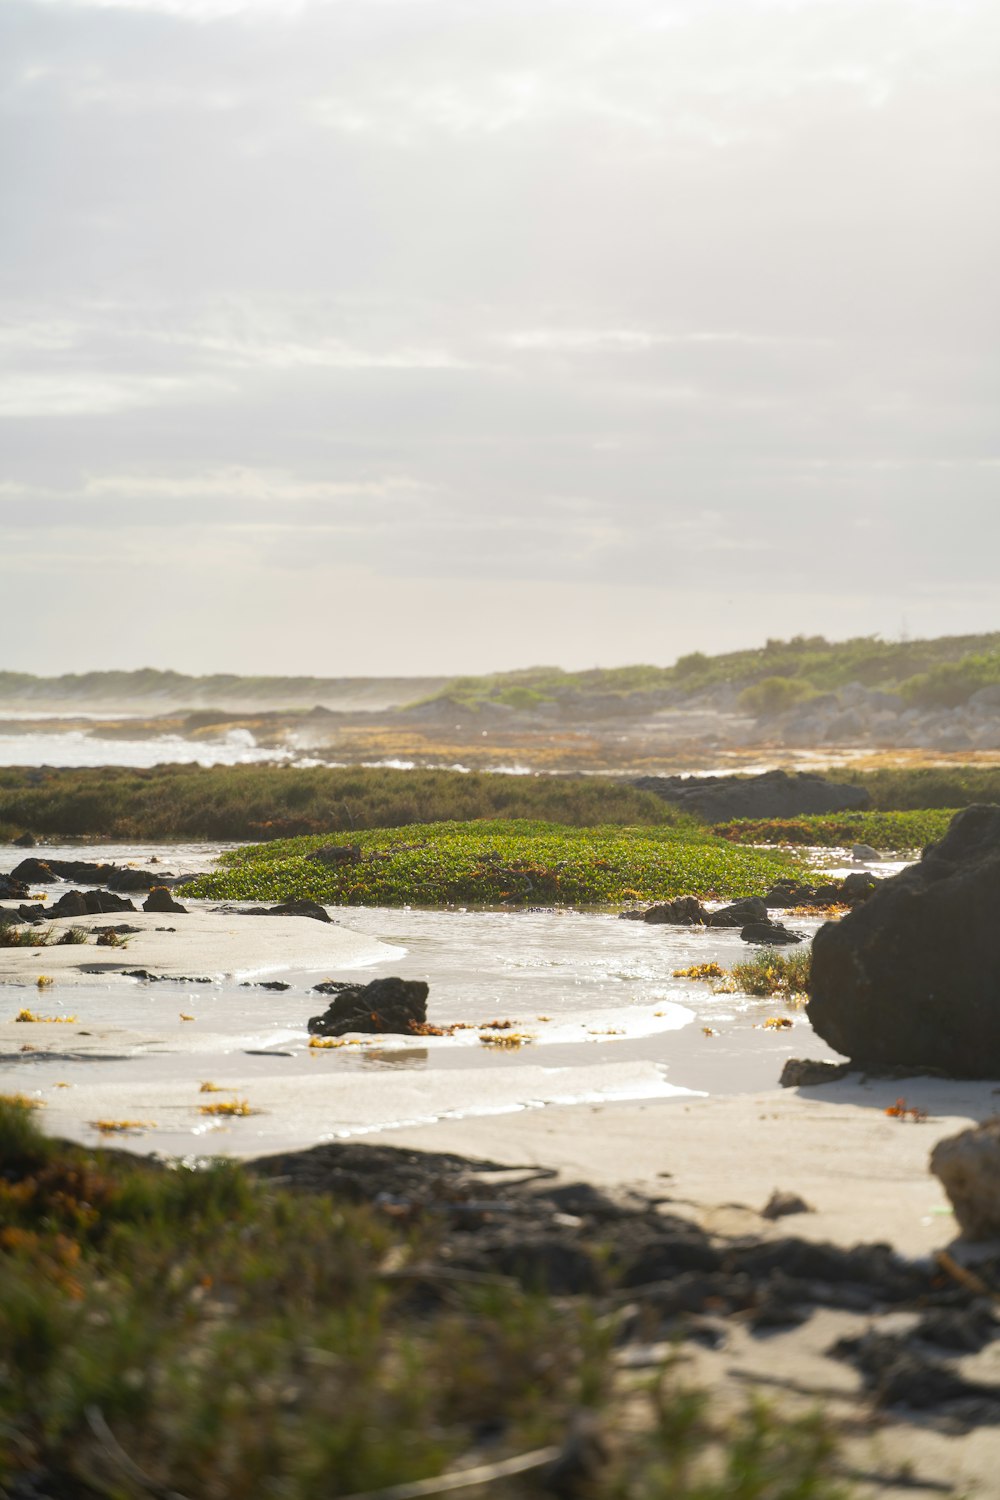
left=308, top=976, right=430, bottom=1037
left=808, top=805, right=1000, bottom=1076
left=632, top=768, right=870, bottom=823
left=930, top=1120, right=1000, bottom=1240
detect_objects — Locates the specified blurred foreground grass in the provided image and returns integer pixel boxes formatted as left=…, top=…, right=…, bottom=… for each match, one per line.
left=0, top=1097, right=853, bottom=1499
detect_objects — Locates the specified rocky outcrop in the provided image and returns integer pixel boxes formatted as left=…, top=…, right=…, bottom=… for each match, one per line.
left=0, top=875, right=29, bottom=900
left=930, top=1120, right=1000, bottom=1240
left=633, top=769, right=870, bottom=822
left=764, top=873, right=881, bottom=908
left=50, top=889, right=136, bottom=917
left=9, top=857, right=57, bottom=883
left=143, top=887, right=188, bottom=914
left=808, top=804, right=1000, bottom=1076
left=740, top=920, right=803, bottom=945
left=308, top=976, right=430, bottom=1037
left=233, top=899, right=332, bottom=923
left=621, top=896, right=707, bottom=924
left=708, top=897, right=767, bottom=927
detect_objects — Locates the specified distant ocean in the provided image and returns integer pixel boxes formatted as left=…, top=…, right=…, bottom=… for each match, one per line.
left=0, top=721, right=288, bottom=769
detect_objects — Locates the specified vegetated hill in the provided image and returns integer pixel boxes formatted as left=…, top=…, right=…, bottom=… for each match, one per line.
left=5, top=631, right=1000, bottom=720
left=0, top=669, right=448, bottom=714
left=408, top=632, right=1000, bottom=716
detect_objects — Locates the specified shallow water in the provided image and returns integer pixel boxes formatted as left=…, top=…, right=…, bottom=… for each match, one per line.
left=0, top=837, right=869, bottom=1156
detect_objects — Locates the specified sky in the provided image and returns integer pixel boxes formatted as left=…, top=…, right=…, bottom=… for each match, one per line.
left=2, top=0, right=998, bottom=678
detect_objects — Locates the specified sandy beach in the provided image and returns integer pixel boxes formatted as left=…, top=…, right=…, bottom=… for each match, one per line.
left=2, top=907, right=990, bottom=1253
left=4, top=902, right=1000, bottom=1496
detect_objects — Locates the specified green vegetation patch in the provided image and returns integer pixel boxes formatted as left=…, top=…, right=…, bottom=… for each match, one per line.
left=0, top=1097, right=855, bottom=1500
left=713, top=809, right=955, bottom=851
left=0, top=764, right=675, bottom=844
left=416, top=630, right=1000, bottom=711
left=843, top=766, right=1000, bottom=811
left=0, top=1098, right=600, bottom=1497
left=186, top=819, right=803, bottom=908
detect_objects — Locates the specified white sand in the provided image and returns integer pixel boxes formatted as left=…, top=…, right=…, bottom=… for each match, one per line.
left=366, top=1077, right=998, bottom=1254
left=0, top=910, right=398, bottom=985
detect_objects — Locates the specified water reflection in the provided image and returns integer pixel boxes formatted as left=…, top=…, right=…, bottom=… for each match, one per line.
left=362, top=1048, right=428, bottom=1069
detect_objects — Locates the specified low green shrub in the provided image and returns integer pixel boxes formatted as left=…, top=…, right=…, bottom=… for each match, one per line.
left=0, top=765, right=677, bottom=842
left=186, top=819, right=803, bottom=907
left=0, top=1098, right=856, bottom=1500
left=713, top=809, right=954, bottom=851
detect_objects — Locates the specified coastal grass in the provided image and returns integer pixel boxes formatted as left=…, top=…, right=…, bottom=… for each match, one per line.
left=729, top=948, right=812, bottom=999
left=713, top=809, right=955, bottom=851
left=184, top=819, right=804, bottom=908
left=843, top=764, right=1000, bottom=810
left=0, top=764, right=678, bottom=843
left=0, top=1097, right=855, bottom=1499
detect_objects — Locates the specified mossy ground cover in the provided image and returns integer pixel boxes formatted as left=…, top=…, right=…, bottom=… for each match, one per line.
left=0, top=1097, right=856, bottom=1499
left=712, top=809, right=954, bottom=851
left=185, top=819, right=803, bottom=908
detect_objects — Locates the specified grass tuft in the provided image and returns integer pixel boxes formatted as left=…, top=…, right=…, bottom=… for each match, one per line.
left=729, top=949, right=812, bottom=999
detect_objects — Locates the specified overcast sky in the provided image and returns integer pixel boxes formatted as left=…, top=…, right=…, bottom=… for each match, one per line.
left=2, top=0, right=998, bottom=677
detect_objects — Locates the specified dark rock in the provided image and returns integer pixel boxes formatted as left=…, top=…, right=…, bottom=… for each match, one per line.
left=852, top=844, right=882, bottom=862
left=708, top=897, right=767, bottom=927
left=465, top=1236, right=605, bottom=1295
left=50, top=891, right=87, bottom=917
left=779, top=1058, right=851, bottom=1088
left=808, top=804, right=1000, bottom=1076
left=740, top=921, right=803, bottom=945
left=633, top=768, right=870, bottom=823
left=123, top=970, right=211, bottom=983
left=143, top=887, right=188, bottom=914
left=761, top=1189, right=814, bottom=1220
left=13, top=904, right=46, bottom=922
left=0, top=875, right=29, bottom=900
left=106, top=868, right=163, bottom=892
left=763, top=879, right=817, bottom=908
left=913, top=1304, right=998, bottom=1353
left=748, top=1270, right=811, bottom=1330
left=235, top=899, right=331, bottom=923
left=308, top=976, right=430, bottom=1037
left=12, top=831, right=35, bottom=848
left=829, top=1330, right=1000, bottom=1412
left=51, top=889, right=136, bottom=917
left=637, top=896, right=708, bottom=925
left=619, top=1232, right=722, bottom=1285
left=764, top=878, right=867, bottom=910
left=9, top=858, right=56, bottom=883
left=312, top=979, right=352, bottom=996
left=239, top=979, right=292, bottom=992
left=839, top=871, right=882, bottom=903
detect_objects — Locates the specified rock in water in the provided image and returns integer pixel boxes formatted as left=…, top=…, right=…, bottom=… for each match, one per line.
left=308, top=976, right=430, bottom=1037
left=808, top=804, right=1000, bottom=1076
left=636, top=896, right=708, bottom=925
left=740, top=920, right=802, bottom=945
left=930, top=1120, right=1000, bottom=1240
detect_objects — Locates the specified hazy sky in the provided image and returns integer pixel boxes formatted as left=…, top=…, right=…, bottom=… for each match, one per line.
left=2, top=0, right=998, bottom=677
